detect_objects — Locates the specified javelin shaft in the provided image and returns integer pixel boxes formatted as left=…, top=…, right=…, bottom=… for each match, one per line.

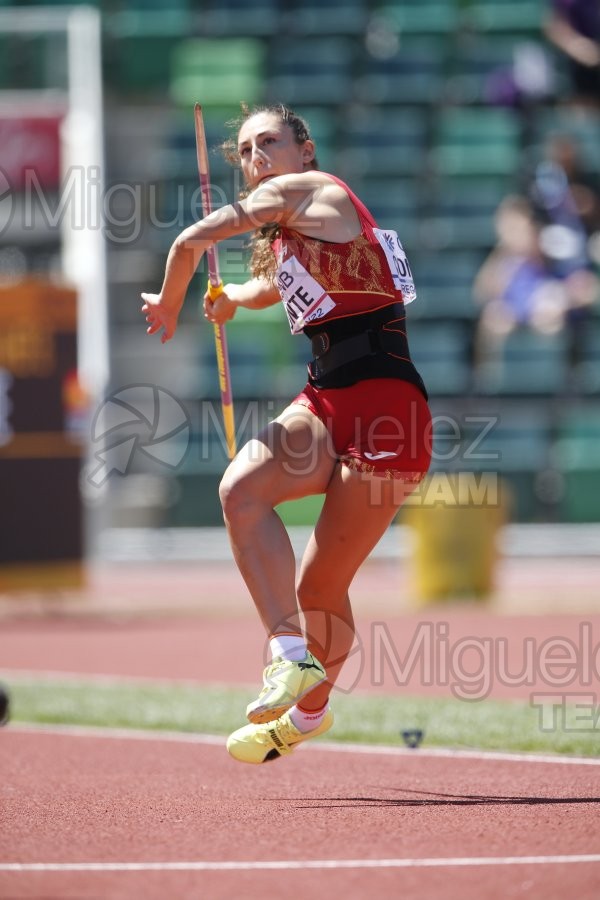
left=194, top=103, right=236, bottom=459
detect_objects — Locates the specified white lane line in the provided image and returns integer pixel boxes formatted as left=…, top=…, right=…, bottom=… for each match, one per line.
left=1, top=855, right=600, bottom=873
left=0, top=668, right=252, bottom=690
left=7, top=722, right=225, bottom=747
left=6, top=722, right=600, bottom=767
left=312, top=741, right=600, bottom=767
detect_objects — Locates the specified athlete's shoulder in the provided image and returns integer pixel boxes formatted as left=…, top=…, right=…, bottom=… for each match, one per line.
left=259, top=170, right=342, bottom=190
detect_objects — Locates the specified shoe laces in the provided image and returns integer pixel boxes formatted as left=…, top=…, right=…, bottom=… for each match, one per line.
left=266, top=656, right=288, bottom=674
left=264, top=653, right=307, bottom=678
left=272, top=714, right=300, bottom=749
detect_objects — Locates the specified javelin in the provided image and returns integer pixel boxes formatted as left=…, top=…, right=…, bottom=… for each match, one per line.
left=194, top=103, right=237, bottom=459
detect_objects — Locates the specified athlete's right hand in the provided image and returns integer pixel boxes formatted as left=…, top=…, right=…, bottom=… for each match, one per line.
left=141, top=292, right=180, bottom=344
left=203, top=283, right=239, bottom=325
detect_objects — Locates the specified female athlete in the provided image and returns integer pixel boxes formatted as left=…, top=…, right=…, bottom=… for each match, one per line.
left=142, top=104, right=432, bottom=764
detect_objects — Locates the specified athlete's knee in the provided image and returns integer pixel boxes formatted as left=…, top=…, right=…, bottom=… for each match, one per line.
left=218, top=466, right=269, bottom=527
left=219, top=468, right=250, bottom=525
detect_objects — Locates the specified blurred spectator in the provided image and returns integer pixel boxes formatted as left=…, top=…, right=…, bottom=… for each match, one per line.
left=474, top=196, right=568, bottom=366
left=474, top=188, right=599, bottom=372
left=484, top=42, right=555, bottom=110
left=530, top=133, right=600, bottom=252
left=528, top=133, right=600, bottom=359
left=544, top=0, right=600, bottom=108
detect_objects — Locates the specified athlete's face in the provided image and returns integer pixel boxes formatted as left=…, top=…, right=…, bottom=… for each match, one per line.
left=237, top=112, right=314, bottom=189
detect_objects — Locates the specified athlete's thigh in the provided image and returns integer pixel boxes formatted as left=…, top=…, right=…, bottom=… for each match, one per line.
left=222, top=402, right=338, bottom=504
left=298, top=464, right=416, bottom=592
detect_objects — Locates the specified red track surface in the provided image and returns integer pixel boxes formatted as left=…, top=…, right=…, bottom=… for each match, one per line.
left=1, top=728, right=599, bottom=899
left=1, top=560, right=599, bottom=898
left=1, top=610, right=599, bottom=700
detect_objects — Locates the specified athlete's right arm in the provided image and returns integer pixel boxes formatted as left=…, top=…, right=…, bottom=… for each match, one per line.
left=141, top=174, right=316, bottom=343
left=203, top=279, right=281, bottom=325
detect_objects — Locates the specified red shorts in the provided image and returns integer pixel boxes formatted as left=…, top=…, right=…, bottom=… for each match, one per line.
left=292, top=378, right=432, bottom=482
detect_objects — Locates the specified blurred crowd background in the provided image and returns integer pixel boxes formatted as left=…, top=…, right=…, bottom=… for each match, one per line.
left=0, top=0, right=599, bottom=571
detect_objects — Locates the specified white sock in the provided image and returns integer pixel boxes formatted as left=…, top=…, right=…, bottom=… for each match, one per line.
left=269, top=633, right=307, bottom=662
left=289, top=702, right=329, bottom=733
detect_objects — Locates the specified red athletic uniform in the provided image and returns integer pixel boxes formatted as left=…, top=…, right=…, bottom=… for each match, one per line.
left=272, top=173, right=416, bottom=331
left=271, top=174, right=431, bottom=482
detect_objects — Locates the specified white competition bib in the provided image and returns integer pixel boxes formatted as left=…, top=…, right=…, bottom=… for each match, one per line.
left=373, top=228, right=417, bottom=303
left=276, top=253, right=337, bottom=334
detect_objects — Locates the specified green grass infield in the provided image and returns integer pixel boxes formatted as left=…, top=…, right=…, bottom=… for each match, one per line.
left=2, top=675, right=598, bottom=757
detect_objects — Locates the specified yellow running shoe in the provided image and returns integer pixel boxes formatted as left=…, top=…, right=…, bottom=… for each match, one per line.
left=246, top=653, right=327, bottom=724
left=227, top=709, right=334, bottom=764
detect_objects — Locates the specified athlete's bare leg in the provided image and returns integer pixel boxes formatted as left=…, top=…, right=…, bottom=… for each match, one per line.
left=218, top=404, right=337, bottom=635
left=297, top=466, right=418, bottom=710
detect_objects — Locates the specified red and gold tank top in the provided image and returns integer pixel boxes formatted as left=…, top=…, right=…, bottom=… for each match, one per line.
left=271, top=173, right=417, bottom=334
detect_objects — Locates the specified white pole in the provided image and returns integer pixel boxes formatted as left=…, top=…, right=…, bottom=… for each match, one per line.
left=62, top=5, right=109, bottom=398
